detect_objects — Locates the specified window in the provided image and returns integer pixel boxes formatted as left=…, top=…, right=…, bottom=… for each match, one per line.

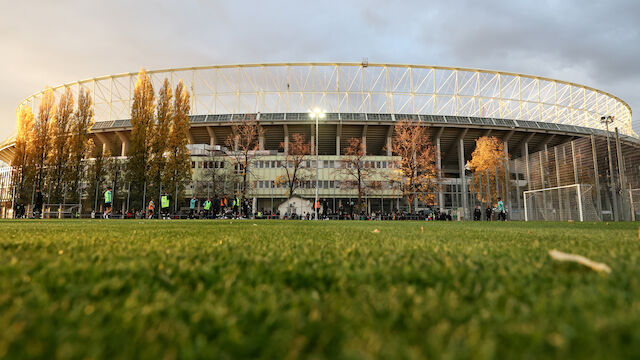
left=191, top=161, right=195, bottom=169
left=382, top=161, right=387, bottom=169
left=329, top=180, right=335, bottom=188
left=329, top=160, right=335, bottom=168
left=323, top=160, right=329, bottom=168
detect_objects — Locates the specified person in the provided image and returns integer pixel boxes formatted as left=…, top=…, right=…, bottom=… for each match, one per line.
left=496, top=197, right=506, bottom=221
left=203, top=197, right=212, bottom=218
left=189, top=196, right=198, bottom=219
left=161, top=193, right=170, bottom=219
left=485, top=205, right=493, bottom=221
left=212, top=194, right=220, bottom=218
left=232, top=196, right=239, bottom=216
left=103, top=186, right=112, bottom=219
left=147, top=199, right=155, bottom=219
left=34, top=188, right=43, bottom=218
left=474, top=205, right=482, bottom=221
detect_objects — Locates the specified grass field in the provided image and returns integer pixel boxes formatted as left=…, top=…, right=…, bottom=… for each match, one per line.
left=1, top=220, right=640, bottom=359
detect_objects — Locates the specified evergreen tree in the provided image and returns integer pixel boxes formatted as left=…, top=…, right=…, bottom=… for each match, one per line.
left=165, top=80, right=191, bottom=211
left=127, top=69, right=155, bottom=204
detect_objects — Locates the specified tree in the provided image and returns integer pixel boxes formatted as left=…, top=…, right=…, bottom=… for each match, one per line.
left=11, top=105, right=36, bottom=205
left=337, top=137, right=376, bottom=211
left=85, top=140, right=108, bottom=212
left=225, top=116, right=263, bottom=200
left=274, top=133, right=311, bottom=198
left=389, top=120, right=439, bottom=213
left=165, top=80, right=192, bottom=210
left=48, top=87, right=74, bottom=203
left=68, top=87, right=94, bottom=198
left=467, top=136, right=507, bottom=204
left=33, top=87, right=56, bottom=191
left=127, top=69, right=155, bottom=203
left=149, top=78, right=172, bottom=202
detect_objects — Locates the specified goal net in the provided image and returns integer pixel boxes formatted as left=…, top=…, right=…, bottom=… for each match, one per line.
left=629, top=188, right=640, bottom=222
left=524, top=184, right=600, bottom=222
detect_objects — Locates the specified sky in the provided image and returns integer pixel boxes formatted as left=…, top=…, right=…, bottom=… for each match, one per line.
left=1, top=0, right=638, bottom=141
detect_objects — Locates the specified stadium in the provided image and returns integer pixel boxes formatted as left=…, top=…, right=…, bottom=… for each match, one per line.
left=0, top=62, right=639, bottom=220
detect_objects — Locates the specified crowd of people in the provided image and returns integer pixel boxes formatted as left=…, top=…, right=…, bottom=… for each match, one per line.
left=14, top=187, right=507, bottom=221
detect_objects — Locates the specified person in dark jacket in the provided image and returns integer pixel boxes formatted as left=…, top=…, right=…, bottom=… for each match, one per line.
left=34, top=188, right=43, bottom=218
left=485, top=205, right=493, bottom=221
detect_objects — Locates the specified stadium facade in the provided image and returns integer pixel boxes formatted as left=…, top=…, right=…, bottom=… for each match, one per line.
left=0, top=63, right=639, bottom=220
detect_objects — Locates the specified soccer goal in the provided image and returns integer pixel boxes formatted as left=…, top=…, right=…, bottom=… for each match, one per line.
left=523, top=184, right=600, bottom=222
left=628, top=188, right=640, bottom=222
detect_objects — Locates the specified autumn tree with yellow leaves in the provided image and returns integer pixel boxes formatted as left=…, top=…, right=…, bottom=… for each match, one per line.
left=33, top=88, right=56, bottom=190
left=67, top=87, right=94, bottom=197
left=48, top=87, right=74, bottom=203
left=388, top=120, right=439, bottom=213
left=127, top=69, right=155, bottom=203
left=149, top=78, right=172, bottom=202
left=164, top=80, right=192, bottom=210
left=466, top=136, right=508, bottom=204
left=11, top=106, right=36, bottom=205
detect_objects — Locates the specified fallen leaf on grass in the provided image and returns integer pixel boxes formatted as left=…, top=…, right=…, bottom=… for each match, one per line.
left=371, top=229, right=380, bottom=233
left=421, top=226, right=424, bottom=233
left=549, top=249, right=611, bottom=274
left=252, top=224, right=257, bottom=226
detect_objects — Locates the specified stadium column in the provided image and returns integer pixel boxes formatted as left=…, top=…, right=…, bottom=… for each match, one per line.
left=115, top=131, right=129, bottom=157
left=385, top=125, right=393, bottom=157
left=336, top=123, right=342, bottom=156
left=206, top=127, right=217, bottom=146
left=362, top=124, right=368, bottom=155
left=615, top=128, right=628, bottom=220
left=590, top=135, right=603, bottom=218
left=283, top=125, right=289, bottom=155
left=522, top=133, right=535, bottom=192
left=457, top=128, right=469, bottom=219
left=503, top=130, right=514, bottom=215
left=434, top=127, right=444, bottom=211
left=554, top=146, right=563, bottom=220
left=95, top=133, right=112, bottom=155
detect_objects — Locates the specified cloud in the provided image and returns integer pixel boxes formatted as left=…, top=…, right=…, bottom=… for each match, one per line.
left=0, top=0, right=637, bottom=140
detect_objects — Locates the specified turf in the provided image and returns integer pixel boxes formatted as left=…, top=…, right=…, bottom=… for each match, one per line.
left=1, top=220, right=639, bottom=359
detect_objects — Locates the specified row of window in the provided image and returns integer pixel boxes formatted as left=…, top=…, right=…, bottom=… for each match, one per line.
left=254, top=180, right=396, bottom=190
left=191, top=159, right=396, bottom=170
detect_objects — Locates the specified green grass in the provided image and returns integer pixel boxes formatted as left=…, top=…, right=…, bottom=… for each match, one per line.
left=1, top=220, right=640, bottom=359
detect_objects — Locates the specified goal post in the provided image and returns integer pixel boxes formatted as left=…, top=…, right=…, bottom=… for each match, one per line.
left=523, top=184, right=599, bottom=222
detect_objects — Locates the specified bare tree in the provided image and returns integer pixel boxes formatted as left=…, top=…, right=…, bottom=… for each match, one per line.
left=337, top=137, right=376, bottom=211
left=224, top=116, right=264, bottom=200
left=274, top=133, right=311, bottom=198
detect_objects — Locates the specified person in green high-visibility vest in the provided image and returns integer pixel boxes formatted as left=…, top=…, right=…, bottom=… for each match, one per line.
left=203, top=198, right=212, bottom=219
left=161, top=193, right=170, bottom=219
left=103, top=186, right=112, bottom=219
